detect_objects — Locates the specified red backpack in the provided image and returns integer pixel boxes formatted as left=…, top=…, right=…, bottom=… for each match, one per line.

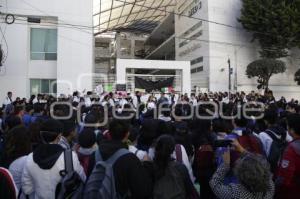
left=195, top=144, right=215, bottom=179
left=231, top=134, right=264, bottom=166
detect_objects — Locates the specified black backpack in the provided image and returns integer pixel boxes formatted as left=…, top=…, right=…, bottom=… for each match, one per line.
left=153, top=162, right=186, bottom=199
left=55, top=149, right=84, bottom=199
left=83, top=148, right=130, bottom=199
left=265, top=130, right=287, bottom=172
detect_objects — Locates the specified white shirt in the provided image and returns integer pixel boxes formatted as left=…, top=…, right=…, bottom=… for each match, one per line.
left=9, top=156, right=27, bottom=190
left=3, top=96, right=12, bottom=106
left=147, top=101, right=156, bottom=109
left=84, top=96, right=92, bottom=107
left=73, top=96, right=80, bottom=103
left=22, top=152, right=86, bottom=199
left=108, top=98, right=115, bottom=107
left=258, top=130, right=289, bottom=157
left=191, top=98, right=198, bottom=106
left=128, top=145, right=147, bottom=161
left=32, top=98, right=38, bottom=104
left=119, top=98, right=128, bottom=108
left=141, top=94, right=149, bottom=104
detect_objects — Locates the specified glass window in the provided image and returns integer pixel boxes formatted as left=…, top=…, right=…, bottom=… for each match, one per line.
left=41, top=79, right=50, bottom=93
left=179, top=30, right=202, bottom=48
left=30, top=79, right=57, bottom=95
left=30, top=79, right=40, bottom=95
left=191, top=56, right=203, bottom=65
left=30, top=28, right=57, bottom=60
left=180, top=21, right=202, bottom=38
left=191, top=66, right=203, bottom=74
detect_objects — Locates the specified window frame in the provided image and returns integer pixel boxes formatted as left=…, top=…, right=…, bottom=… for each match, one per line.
left=30, top=28, right=58, bottom=61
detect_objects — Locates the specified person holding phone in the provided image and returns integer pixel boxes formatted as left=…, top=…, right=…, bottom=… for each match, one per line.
left=210, top=140, right=274, bottom=199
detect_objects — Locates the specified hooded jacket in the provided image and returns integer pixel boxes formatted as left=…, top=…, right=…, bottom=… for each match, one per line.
left=98, top=140, right=153, bottom=199
left=258, top=125, right=287, bottom=157
left=22, top=144, right=86, bottom=199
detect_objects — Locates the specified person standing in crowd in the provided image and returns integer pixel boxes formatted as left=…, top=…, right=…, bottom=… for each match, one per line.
left=97, top=119, right=153, bottom=199
left=216, top=111, right=264, bottom=184
left=132, top=91, right=142, bottom=109
left=2, top=91, right=13, bottom=109
left=210, top=139, right=274, bottom=199
left=72, top=91, right=80, bottom=103
left=153, top=135, right=199, bottom=199
left=22, top=105, right=33, bottom=128
left=21, top=119, right=85, bottom=198
left=84, top=91, right=93, bottom=107
left=157, top=92, right=168, bottom=105
left=127, top=126, right=148, bottom=161
left=0, top=167, right=18, bottom=199
left=58, top=120, right=76, bottom=150
left=74, top=128, right=97, bottom=178
left=258, top=108, right=287, bottom=172
left=275, top=113, right=300, bottom=199
left=7, top=126, right=32, bottom=196
left=32, top=94, right=42, bottom=104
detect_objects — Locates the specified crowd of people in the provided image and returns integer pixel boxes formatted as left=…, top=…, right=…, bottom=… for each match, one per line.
left=0, top=89, right=300, bottom=199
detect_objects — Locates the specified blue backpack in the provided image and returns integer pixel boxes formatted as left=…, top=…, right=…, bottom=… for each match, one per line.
left=83, top=148, right=130, bottom=199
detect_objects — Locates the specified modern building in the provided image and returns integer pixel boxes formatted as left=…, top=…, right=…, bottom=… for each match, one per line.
left=175, top=0, right=300, bottom=99
left=0, top=0, right=93, bottom=100
left=93, top=0, right=300, bottom=99
left=1, top=0, right=299, bottom=100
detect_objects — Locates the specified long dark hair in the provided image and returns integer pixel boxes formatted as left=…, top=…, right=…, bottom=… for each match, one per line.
left=154, top=135, right=175, bottom=179
left=4, top=125, right=32, bottom=166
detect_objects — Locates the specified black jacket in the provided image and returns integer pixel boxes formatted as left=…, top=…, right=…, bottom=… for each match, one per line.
left=98, top=140, right=153, bottom=199
left=33, top=144, right=64, bottom=169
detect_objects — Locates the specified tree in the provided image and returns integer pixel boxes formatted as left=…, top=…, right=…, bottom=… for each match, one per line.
left=238, top=0, right=300, bottom=59
left=246, top=59, right=286, bottom=89
left=295, top=68, right=300, bottom=85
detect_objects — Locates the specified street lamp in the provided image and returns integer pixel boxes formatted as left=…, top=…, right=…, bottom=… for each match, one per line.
left=228, top=58, right=232, bottom=92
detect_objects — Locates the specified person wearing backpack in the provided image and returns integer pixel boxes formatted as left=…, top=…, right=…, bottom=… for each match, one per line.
left=84, top=119, right=153, bottom=199
left=153, top=135, right=199, bottom=199
left=21, top=119, right=86, bottom=199
left=74, top=128, right=97, bottom=178
left=258, top=108, right=287, bottom=172
left=275, top=113, right=300, bottom=199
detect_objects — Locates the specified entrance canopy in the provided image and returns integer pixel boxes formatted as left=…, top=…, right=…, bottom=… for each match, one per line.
left=93, top=0, right=176, bottom=35
left=116, top=59, right=191, bottom=95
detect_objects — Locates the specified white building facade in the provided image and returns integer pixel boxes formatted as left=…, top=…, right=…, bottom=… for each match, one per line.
left=175, top=0, right=300, bottom=99
left=0, top=0, right=93, bottom=100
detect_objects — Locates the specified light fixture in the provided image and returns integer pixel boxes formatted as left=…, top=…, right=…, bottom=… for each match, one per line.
left=5, top=14, right=15, bottom=24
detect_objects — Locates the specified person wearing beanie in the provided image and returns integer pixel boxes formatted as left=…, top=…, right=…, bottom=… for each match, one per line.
left=21, top=119, right=86, bottom=199
left=74, top=128, right=97, bottom=177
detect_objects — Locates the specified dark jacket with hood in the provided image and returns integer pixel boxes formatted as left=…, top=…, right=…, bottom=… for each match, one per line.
left=98, top=140, right=153, bottom=199
left=33, top=144, right=64, bottom=169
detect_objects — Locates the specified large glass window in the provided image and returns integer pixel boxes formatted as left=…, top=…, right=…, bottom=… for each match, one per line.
left=30, top=79, right=57, bottom=94
left=30, top=28, right=57, bottom=60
